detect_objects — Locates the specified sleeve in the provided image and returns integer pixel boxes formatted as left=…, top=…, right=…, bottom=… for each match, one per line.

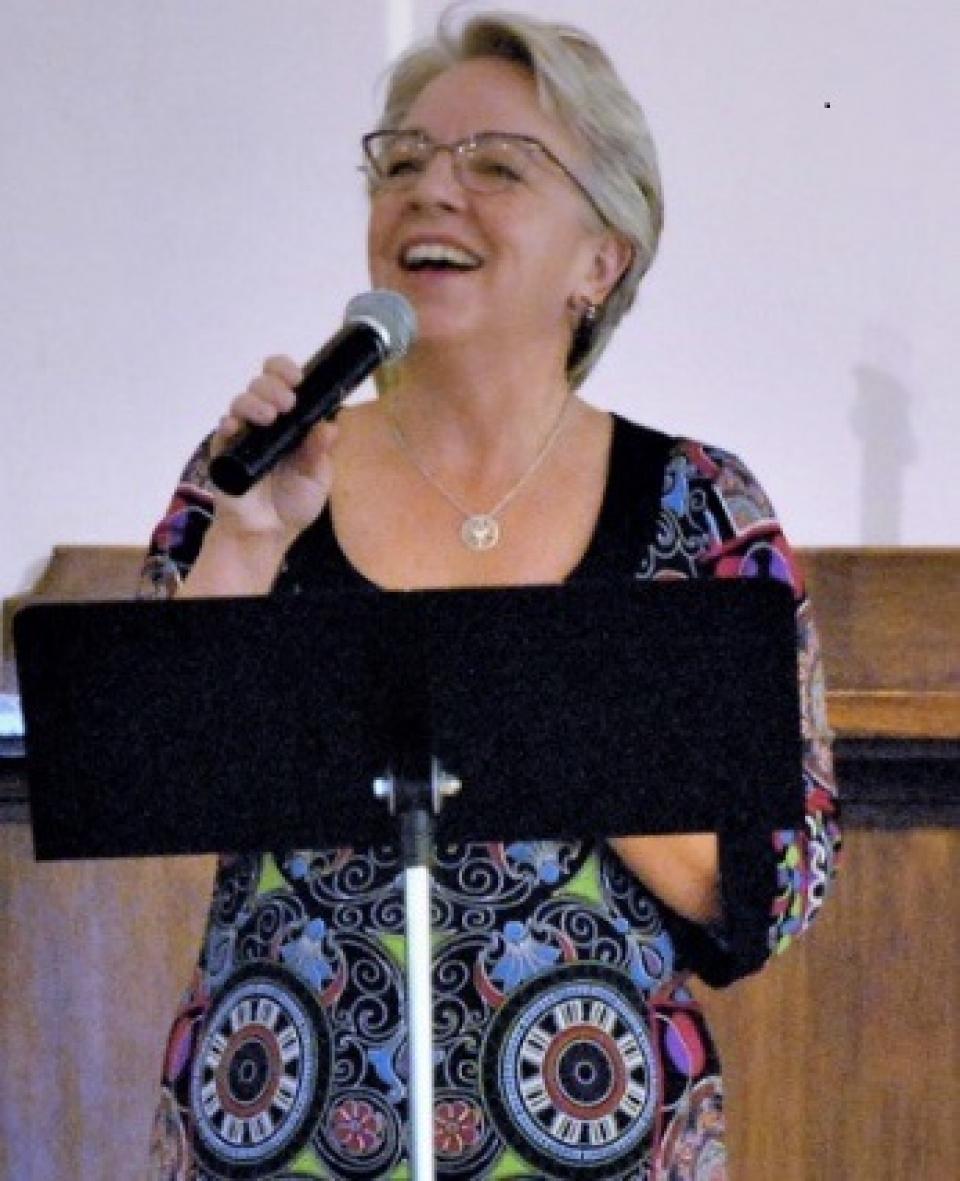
left=137, top=434, right=217, bottom=599
left=673, top=442, right=842, bottom=988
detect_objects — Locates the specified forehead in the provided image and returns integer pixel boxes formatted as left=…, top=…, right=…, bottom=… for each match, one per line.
left=400, top=57, right=582, bottom=159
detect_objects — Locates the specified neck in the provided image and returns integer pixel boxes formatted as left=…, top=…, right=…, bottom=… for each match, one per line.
left=385, top=335, right=575, bottom=479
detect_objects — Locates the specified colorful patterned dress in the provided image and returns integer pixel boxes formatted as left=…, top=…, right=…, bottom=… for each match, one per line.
left=143, top=415, right=840, bottom=1181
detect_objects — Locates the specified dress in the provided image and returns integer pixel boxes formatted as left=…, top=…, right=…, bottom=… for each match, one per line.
left=142, top=415, right=840, bottom=1181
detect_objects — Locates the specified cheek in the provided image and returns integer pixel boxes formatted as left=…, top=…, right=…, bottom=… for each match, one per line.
left=496, top=201, right=593, bottom=273
left=366, top=203, right=392, bottom=274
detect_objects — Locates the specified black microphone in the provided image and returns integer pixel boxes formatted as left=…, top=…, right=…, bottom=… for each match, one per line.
left=209, top=290, right=417, bottom=496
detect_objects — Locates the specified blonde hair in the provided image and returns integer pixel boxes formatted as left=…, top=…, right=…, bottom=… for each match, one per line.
left=376, top=7, right=664, bottom=386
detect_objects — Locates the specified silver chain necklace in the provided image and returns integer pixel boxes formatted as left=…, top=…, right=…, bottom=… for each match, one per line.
left=387, top=392, right=574, bottom=551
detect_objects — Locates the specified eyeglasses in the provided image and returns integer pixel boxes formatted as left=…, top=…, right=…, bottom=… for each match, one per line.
left=361, top=129, right=607, bottom=224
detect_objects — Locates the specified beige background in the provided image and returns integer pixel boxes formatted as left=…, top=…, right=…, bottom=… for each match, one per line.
left=2, top=0, right=960, bottom=602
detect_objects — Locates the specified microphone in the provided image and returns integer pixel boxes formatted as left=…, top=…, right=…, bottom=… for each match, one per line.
left=209, top=290, right=417, bottom=496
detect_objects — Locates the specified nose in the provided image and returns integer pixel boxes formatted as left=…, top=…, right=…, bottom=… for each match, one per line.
left=404, top=145, right=466, bottom=209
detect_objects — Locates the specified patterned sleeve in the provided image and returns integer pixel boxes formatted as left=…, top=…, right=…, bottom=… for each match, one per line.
left=137, top=435, right=217, bottom=599
left=653, top=440, right=842, bottom=987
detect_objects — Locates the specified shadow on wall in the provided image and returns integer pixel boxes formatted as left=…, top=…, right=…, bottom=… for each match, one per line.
left=850, top=328, right=918, bottom=544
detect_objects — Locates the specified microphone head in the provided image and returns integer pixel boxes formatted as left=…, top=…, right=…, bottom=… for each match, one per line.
left=344, top=290, right=417, bottom=361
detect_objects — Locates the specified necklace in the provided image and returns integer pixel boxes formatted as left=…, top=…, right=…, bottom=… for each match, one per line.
left=387, top=392, right=574, bottom=551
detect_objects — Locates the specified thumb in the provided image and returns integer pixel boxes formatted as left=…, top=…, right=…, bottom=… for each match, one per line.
left=288, top=419, right=339, bottom=483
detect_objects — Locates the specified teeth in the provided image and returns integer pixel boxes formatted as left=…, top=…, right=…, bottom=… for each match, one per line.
left=402, top=242, right=481, bottom=269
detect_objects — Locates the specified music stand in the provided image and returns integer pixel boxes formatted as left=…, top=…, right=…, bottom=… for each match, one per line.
left=14, top=580, right=804, bottom=1180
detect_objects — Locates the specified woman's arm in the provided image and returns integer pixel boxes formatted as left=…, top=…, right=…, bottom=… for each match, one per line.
left=608, top=833, right=720, bottom=925
left=176, top=519, right=296, bottom=598
left=609, top=441, right=841, bottom=986
left=142, top=355, right=337, bottom=600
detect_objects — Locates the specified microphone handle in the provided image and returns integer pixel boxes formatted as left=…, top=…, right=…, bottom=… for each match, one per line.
left=209, top=323, right=386, bottom=497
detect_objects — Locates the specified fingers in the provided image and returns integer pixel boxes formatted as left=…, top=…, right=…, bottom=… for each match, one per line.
left=294, top=419, right=339, bottom=475
left=209, top=359, right=339, bottom=530
left=217, top=355, right=304, bottom=440
left=199, top=351, right=341, bottom=550
left=262, top=354, right=303, bottom=385
left=257, top=418, right=339, bottom=534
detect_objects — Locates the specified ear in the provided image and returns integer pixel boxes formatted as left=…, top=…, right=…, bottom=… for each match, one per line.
left=584, top=232, right=634, bottom=305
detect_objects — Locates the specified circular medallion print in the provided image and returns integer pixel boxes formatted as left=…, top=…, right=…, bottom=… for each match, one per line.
left=482, top=964, right=659, bottom=1178
left=318, top=1088, right=402, bottom=1177
left=189, top=963, right=330, bottom=1178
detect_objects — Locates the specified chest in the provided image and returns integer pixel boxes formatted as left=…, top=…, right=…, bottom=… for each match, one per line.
left=327, top=418, right=613, bottom=591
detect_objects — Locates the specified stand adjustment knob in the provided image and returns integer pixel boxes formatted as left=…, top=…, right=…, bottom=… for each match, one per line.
left=433, top=766, right=462, bottom=807
left=372, top=774, right=396, bottom=812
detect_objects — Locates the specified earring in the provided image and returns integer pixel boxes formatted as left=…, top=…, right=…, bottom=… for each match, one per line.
left=568, top=294, right=599, bottom=328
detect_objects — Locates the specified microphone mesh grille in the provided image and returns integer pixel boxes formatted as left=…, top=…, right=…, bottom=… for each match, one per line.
left=344, top=290, right=417, bottom=360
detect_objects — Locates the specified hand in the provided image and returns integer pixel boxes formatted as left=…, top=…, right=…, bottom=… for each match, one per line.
left=211, top=355, right=338, bottom=543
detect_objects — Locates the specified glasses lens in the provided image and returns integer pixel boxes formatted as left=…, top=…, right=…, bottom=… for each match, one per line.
left=461, top=136, right=531, bottom=192
left=368, top=133, right=428, bottom=184
left=364, top=132, right=537, bottom=194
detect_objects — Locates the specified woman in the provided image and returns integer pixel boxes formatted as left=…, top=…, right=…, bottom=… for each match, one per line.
left=144, top=9, right=840, bottom=1179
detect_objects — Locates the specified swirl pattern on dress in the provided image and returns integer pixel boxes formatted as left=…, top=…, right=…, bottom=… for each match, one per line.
left=145, top=424, right=839, bottom=1178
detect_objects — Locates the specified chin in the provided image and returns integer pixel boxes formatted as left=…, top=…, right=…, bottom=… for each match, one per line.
left=410, top=306, right=480, bottom=345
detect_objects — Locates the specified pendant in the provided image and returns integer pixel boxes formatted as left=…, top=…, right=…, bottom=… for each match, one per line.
left=461, top=514, right=500, bottom=551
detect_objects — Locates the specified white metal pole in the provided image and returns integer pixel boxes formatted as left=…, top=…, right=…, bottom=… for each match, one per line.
left=404, top=863, right=435, bottom=1181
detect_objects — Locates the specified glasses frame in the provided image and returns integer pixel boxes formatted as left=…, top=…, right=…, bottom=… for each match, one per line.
left=361, top=129, right=609, bottom=226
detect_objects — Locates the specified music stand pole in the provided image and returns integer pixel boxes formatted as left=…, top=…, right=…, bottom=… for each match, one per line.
left=374, top=759, right=461, bottom=1181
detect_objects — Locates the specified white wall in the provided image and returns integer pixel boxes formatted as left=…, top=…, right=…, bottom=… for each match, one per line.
left=2, top=0, right=957, bottom=598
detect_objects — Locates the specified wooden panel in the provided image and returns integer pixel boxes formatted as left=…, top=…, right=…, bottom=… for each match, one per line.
left=828, top=691, right=959, bottom=739
left=2, top=546, right=145, bottom=690
left=699, top=827, right=959, bottom=1179
left=0, top=825, right=214, bottom=1178
left=799, top=548, right=960, bottom=738
left=798, top=549, right=958, bottom=693
left=27, top=544, right=146, bottom=600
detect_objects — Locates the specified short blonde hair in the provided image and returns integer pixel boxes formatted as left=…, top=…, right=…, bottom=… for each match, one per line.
left=376, top=7, right=664, bottom=386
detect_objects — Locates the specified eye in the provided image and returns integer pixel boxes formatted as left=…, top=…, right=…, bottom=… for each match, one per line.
left=468, top=143, right=527, bottom=184
left=370, top=134, right=429, bottom=181
left=382, top=153, right=425, bottom=178
left=474, top=156, right=523, bottom=181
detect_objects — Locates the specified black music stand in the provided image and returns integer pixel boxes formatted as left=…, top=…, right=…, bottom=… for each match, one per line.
left=14, top=580, right=804, bottom=1180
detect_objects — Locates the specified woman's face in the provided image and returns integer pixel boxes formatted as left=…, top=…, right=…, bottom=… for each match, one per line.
left=367, top=57, right=624, bottom=360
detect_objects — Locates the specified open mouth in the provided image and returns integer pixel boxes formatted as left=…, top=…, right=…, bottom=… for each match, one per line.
left=400, top=242, right=482, bottom=272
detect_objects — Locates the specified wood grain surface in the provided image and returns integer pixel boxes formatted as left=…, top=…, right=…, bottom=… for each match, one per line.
left=700, top=827, right=958, bottom=1179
